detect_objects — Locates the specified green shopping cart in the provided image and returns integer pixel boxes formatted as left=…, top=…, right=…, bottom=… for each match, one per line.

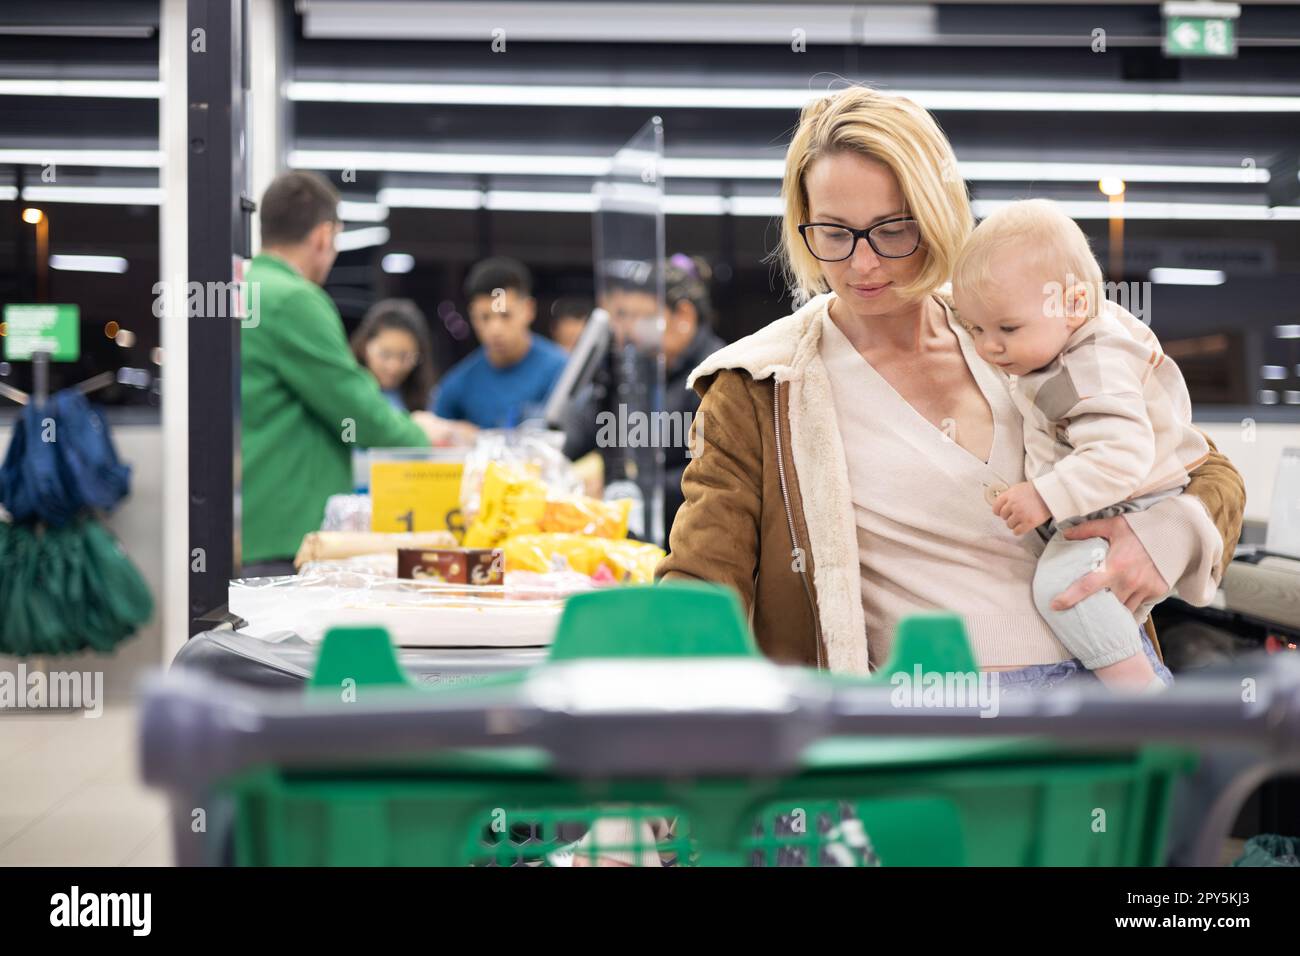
left=140, top=582, right=1300, bottom=866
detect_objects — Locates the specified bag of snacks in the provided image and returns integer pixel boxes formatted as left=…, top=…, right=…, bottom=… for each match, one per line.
left=502, top=533, right=664, bottom=584
left=462, top=461, right=547, bottom=548
left=540, top=496, right=632, bottom=539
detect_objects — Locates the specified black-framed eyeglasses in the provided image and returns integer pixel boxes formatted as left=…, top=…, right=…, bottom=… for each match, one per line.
left=798, top=217, right=921, bottom=262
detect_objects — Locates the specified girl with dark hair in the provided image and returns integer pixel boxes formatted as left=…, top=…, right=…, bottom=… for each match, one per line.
left=351, top=299, right=438, bottom=412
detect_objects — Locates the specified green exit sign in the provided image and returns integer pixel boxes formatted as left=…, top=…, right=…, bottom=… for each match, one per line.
left=2, top=303, right=80, bottom=361
left=1163, top=1, right=1240, bottom=58
left=1165, top=16, right=1237, bottom=56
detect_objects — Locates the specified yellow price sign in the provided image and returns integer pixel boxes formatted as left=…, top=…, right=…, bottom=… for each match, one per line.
left=369, top=460, right=466, bottom=538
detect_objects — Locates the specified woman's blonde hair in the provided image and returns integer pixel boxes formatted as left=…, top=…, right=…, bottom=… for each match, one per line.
left=778, top=86, right=973, bottom=305
left=952, top=198, right=1104, bottom=319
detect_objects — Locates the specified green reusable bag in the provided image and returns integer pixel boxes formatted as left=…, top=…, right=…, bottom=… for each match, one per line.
left=81, top=517, right=154, bottom=650
left=0, top=518, right=152, bottom=656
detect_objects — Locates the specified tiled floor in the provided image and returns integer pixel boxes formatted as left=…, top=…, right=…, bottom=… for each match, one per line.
left=0, top=706, right=172, bottom=866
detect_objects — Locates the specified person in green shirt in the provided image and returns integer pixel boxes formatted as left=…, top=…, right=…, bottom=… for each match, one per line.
left=241, top=171, right=469, bottom=573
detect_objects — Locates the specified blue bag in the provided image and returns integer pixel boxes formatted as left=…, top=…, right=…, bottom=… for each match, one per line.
left=0, top=389, right=131, bottom=526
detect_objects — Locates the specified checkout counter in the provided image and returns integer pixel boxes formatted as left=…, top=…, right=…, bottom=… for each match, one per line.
left=1159, top=446, right=1300, bottom=667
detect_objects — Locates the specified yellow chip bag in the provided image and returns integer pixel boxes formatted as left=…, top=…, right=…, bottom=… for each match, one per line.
left=540, top=496, right=632, bottom=539
left=462, top=462, right=547, bottom=549
left=502, top=533, right=665, bottom=583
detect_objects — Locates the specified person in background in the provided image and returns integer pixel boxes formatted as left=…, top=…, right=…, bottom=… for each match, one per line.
left=657, top=255, right=727, bottom=527
left=562, top=254, right=726, bottom=529
left=431, top=257, right=568, bottom=429
left=241, top=171, right=462, bottom=576
left=351, top=298, right=438, bottom=412
left=550, top=296, right=593, bottom=352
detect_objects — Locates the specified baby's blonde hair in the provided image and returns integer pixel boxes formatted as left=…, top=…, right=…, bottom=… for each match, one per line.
left=953, top=198, right=1104, bottom=320
left=778, top=86, right=973, bottom=305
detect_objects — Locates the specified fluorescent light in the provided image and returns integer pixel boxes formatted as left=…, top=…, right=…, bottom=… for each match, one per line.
left=663, top=195, right=729, bottom=216
left=301, top=1, right=861, bottom=44
left=0, top=148, right=162, bottom=168
left=375, top=187, right=483, bottom=209
left=336, top=199, right=389, bottom=222
left=6, top=72, right=1292, bottom=117
left=293, top=149, right=611, bottom=177
left=298, top=149, right=777, bottom=181
left=1149, top=267, right=1226, bottom=285
left=1261, top=365, right=1288, bottom=380
left=295, top=149, right=1275, bottom=187
left=49, top=254, right=128, bottom=274
left=1161, top=2, right=1241, bottom=17
left=905, top=90, right=1300, bottom=113
left=1276, top=325, right=1300, bottom=338
left=729, top=195, right=783, bottom=217
left=973, top=199, right=1300, bottom=221
left=381, top=253, right=414, bottom=274
left=334, top=226, right=390, bottom=252
left=1286, top=391, right=1300, bottom=405
left=287, top=81, right=1300, bottom=113
left=288, top=81, right=809, bottom=109
left=378, top=188, right=721, bottom=215
left=486, top=190, right=595, bottom=212
left=0, top=25, right=155, bottom=38
left=21, top=186, right=161, bottom=205
left=1260, top=390, right=1279, bottom=404
left=0, top=79, right=160, bottom=98
left=956, top=162, right=1269, bottom=185
left=664, top=157, right=783, bottom=179
left=0, top=186, right=18, bottom=201
left=371, top=187, right=1300, bottom=222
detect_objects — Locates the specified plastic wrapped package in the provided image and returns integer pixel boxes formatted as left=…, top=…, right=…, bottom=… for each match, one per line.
left=458, top=428, right=581, bottom=527
left=293, top=530, right=457, bottom=569
left=541, top=496, right=632, bottom=539
left=462, top=462, right=548, bottom=548
left=321, top=494, right=372, bottom=532
left=227, top=567, right=592, bottom=647
left=464, top=460, right=634, bottom=549
left=502, top=533, right=665, bottom=584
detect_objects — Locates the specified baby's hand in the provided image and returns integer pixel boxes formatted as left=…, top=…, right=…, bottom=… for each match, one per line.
left=992, top=481, right=1052, bottom=536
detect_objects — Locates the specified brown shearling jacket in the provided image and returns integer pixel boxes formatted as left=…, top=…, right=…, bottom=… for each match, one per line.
left=656, top=292, right=1246, bottom=674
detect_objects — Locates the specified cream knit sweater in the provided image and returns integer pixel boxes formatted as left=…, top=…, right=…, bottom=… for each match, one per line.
left=820, top=304, right=1076, bottom=667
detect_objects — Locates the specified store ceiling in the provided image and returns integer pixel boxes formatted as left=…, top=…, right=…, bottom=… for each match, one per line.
left=4, top=4, right=1296, bottom=221
left=1, top=0, right=1299, bottom=392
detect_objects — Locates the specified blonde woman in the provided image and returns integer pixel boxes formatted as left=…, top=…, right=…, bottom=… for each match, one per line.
left=658, top=87, right=1244, bottom=688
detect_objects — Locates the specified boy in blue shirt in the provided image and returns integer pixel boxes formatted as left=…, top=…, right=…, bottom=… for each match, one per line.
left=432, top=257, right=568, bottom=428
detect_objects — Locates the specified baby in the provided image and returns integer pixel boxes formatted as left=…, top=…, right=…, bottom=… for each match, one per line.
left=952, top=199, right=1211, bottom=693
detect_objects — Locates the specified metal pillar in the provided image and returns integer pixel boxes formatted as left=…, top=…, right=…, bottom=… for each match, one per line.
left=187, top=0, right=252, bottom=633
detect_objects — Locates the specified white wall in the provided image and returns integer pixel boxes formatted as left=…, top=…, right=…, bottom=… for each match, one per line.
left=1197, top=420, right=1300, bottom=527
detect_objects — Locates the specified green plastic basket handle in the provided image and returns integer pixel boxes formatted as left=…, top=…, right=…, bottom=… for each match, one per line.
left=547, top=582, right=758, bottom=661
left=305, top=582, right=980, bottom=692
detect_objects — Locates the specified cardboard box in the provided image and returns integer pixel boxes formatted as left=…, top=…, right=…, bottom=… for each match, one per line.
left=398, top=547, right=503, bottom=585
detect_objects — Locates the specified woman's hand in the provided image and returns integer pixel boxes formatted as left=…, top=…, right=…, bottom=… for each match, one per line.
left=1050, top=515, right=1170, bottom=614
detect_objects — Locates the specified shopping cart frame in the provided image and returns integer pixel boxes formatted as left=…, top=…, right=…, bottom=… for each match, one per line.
left=141, top=584, right=1300, bottom=867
